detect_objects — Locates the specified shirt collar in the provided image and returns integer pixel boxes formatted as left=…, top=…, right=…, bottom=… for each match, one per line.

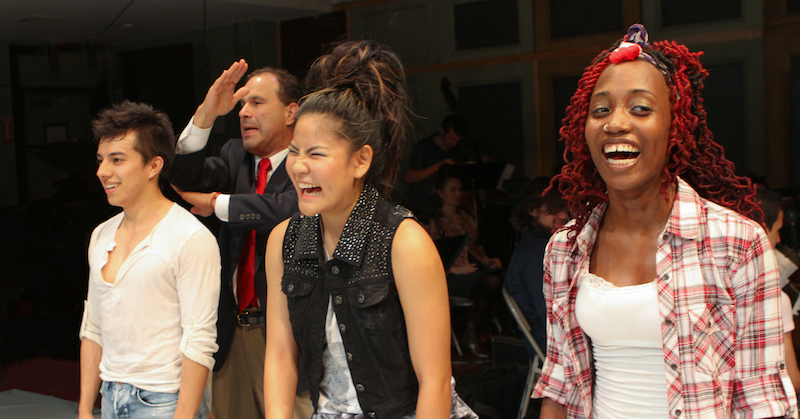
left=254, top=148, right=289, bottom=178
left=292, top=184, right=379, bottom=267
left=575, top=176, right=702, bottom=256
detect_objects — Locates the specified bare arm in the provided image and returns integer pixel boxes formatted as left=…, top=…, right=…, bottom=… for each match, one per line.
left=405, top=159, right=454, bottom=184
left=539, top=397, right=568, bottom=419
left=173, top=358, right=209, bottom=419
left=264, top=220, right=300, bottom=419
left=194, top=59, right=250, bottom=129
left=393, top=219, right=452, bottom=418
left=785, top=332, right=800, bottom=393
left=78, top=338, right=102, bottom=419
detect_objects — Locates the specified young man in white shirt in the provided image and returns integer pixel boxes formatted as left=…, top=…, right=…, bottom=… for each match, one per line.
left=79, top=101, right=221, bottom=419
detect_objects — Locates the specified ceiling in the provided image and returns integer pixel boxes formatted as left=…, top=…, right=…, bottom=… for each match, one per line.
left=0, top=0, right=332, bottom=45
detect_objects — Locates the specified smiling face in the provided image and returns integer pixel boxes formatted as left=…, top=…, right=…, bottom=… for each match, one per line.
left=287, top=113, right=372, bottom=219
left=585, top=59, right=673, bottom=197
left=239, top=72, right=295, bottom=158
left=96, top=132, right=161, bottom=209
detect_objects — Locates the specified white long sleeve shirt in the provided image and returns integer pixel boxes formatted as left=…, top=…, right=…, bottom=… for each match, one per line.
left=175, top=117, right=288, bottom=222
left=79, top=203, right=221, bottom=393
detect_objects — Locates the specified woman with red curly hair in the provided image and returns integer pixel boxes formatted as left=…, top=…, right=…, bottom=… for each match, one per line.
left=533, top=24, right=797, bottom=418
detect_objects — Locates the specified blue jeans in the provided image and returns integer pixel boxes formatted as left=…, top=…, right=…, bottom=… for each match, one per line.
left=100, top=381, right=210, bottom=419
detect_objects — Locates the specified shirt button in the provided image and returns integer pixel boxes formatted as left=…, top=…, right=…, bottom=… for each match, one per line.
left=675, top=409, right=681, bottom=416
left=331, top=265, right=340, bottom=275
left=357, top=294, right=366, bottom=304
left=286, top=284, right=295, bottom=293
left=780, top=362, right=786, bottom=370
left=347, top=352, right=353, bottom=361
left=339, top=324, right=346, bottom=333
left=663, top=274, right=670, bottom=281
left=670, top=363, right=678, bottom=371
left=665, top=319, right=672, bottom=326
left=662, top=233, right=669, bottom=241
left=356, top=384, right=365, bottom=392
left=334, top=295, right=343, bottom=305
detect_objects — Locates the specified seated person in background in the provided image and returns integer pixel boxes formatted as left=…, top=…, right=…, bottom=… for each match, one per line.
left=405, top=114, right=474, bottom=219
left=504, top=177, right=569, bottom=358
left=756, top=187, right=800, bottom=392
left=426, top=172, right=502, bottom=357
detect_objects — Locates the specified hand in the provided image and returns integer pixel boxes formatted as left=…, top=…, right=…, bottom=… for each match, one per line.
left=482, top=258, right=502, bottom=269
left=449, top=263, right=478, bottom=275
left=438, top=158, right=456, bottom=168
left=172, top=185, right=217, bottom=217
left=194, top=59, right=250, bottom=129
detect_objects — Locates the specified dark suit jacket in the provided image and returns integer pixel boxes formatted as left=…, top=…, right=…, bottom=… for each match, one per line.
left=170, top=138, right=298, bottom=371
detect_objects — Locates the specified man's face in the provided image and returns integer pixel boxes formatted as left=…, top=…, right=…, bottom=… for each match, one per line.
left=96, top=132, right=159, bottom=209
left=238, top=73, right=295, bottom=158
left=441, top=128, right=463, bottom=151
left=530, top=204, right=570, bottom=234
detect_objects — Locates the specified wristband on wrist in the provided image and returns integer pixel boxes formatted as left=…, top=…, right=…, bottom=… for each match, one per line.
left=210, top=192, right=222, bottom=211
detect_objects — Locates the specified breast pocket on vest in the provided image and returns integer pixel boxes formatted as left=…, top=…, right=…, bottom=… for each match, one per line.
left=349, top=283, right=392, bottom=333
left=688, top=303, right=735, bottom=377
left=282, top=275, right=316, bottom=320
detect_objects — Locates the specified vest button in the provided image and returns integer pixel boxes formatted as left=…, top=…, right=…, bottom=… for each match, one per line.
left=334, top=295, right=343, bottom=305
left=347, top=352, right=353, bottom=361
left=331, top=265, right=340, bottom=275
left=339, top=324, right=346, bottom=333
left=357, top=294, right=365, bottom=304
left=367, top=413, right=376, bottom=418
left=356, top=384, right=365, bottom=392
left=286, top=284, right=295, bottom=293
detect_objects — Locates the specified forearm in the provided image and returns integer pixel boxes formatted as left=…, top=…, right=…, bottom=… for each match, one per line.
left=539, top=397, right=567, bottom=419
left=79, top=338, right=103, bottom=417
left=414, top=378, right=451, bottom=419
left=173, top=358, right=209, bottom=419
left=406, top=163, right=441, bottom=184
left=264, top=353, right=299, bottom=419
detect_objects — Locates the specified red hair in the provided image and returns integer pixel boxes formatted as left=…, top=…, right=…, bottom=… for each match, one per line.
left=552, top=39, right=761, bottom=236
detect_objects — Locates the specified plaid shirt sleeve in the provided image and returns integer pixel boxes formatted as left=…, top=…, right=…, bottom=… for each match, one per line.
left=532, top=225, right=591, bottom=418
left=728, top=223, right=797, bottom=418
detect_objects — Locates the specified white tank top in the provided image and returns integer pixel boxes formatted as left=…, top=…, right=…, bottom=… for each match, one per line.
left=575, top=271, right=669, bottom=419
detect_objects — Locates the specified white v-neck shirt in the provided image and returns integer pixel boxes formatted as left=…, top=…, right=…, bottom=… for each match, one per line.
left=80, top=203, right=221, bottom=393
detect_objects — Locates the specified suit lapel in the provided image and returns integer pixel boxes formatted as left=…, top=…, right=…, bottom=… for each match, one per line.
left=235, top=152, right=256, bottom=194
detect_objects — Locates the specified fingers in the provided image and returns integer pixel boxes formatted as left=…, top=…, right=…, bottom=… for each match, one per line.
left=233, top=86, right=251, bottom=103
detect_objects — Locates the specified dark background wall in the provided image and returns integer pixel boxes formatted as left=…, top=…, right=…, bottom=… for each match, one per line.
left=1, top=0, right=799, bottom=374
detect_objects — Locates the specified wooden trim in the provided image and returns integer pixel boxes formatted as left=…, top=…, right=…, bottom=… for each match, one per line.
left=668, top=28, right=762, bottom=46
left=405, top=43, right=606, bottom=75
left=533, top=0, right=641, bottom=52
left=332, top=0, right=403, bottom=12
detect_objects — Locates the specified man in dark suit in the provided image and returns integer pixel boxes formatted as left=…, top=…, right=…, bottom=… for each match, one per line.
left=169, top=59, right=311, bottom=419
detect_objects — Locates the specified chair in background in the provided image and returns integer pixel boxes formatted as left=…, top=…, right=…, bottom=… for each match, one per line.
left=502, top=287, right=545, bottom=419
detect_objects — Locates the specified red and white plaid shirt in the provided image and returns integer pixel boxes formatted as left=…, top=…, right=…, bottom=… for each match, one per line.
left=532, top=177, right=797, bottom=418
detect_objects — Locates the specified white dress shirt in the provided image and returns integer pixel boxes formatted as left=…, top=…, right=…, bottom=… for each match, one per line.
left=175, top=117, right=289, bottom=222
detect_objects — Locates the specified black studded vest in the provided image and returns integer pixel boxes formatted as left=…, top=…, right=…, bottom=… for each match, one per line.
left=282, top=184, right=418, bottom=419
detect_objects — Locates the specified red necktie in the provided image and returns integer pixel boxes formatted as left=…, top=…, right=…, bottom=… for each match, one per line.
left=237, top=158, right=271, bottom=311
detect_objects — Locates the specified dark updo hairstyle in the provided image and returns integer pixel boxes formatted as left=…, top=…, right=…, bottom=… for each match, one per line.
left=553, top=35, right=761, bottom=236
left=298, top=40, right=413, bottom=198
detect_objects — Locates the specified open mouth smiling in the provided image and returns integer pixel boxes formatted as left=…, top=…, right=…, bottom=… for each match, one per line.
left=603, top=143, right=641, bottom=166
left=298, top=182, right=322, bottom=196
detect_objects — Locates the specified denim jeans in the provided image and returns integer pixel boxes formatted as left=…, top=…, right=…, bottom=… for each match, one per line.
left=100, top=381, right=210, bottom=419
